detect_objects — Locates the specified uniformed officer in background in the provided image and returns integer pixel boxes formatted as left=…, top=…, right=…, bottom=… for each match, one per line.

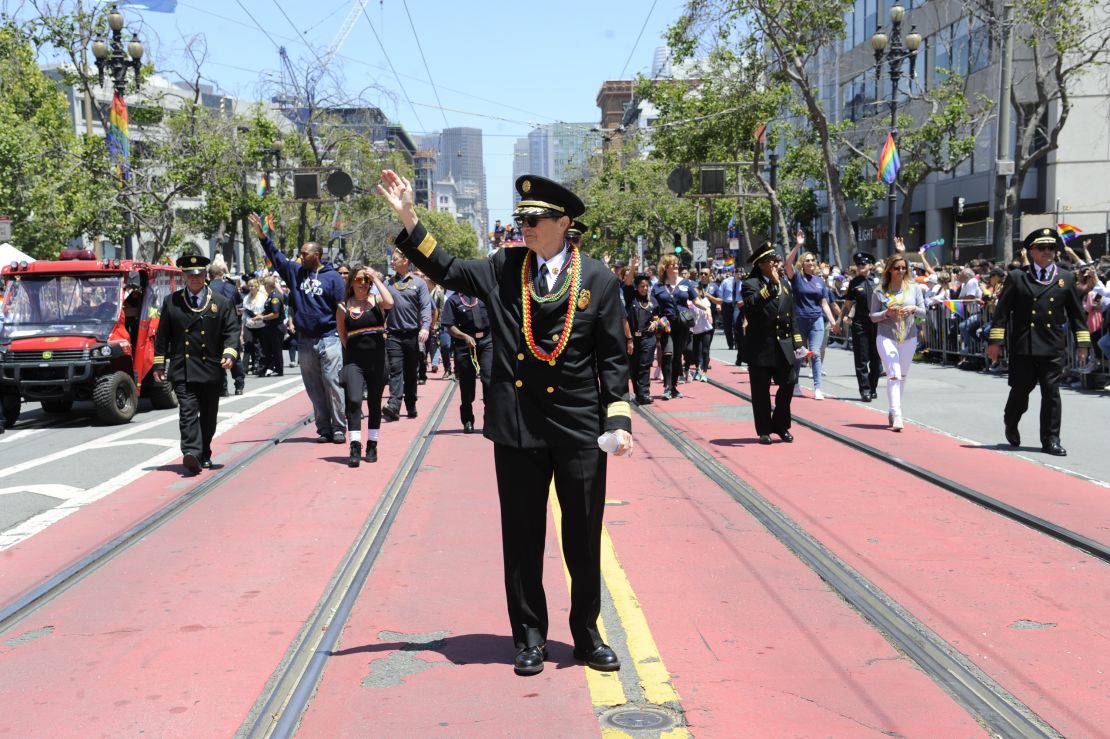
left=207, top=256, right=245, bottom=395
left=841, top=251, right=882, bottom=401
left=626, top=273, right=662, bottom=405
left=153, top=254, right=240, bottom=474
left=441, top=289, right=492, bottom=433
left=987, top=227, right=1092, bottom=456
left=378, top=170, right=632, bottom=677
left=741, top=242, right=803, bottom=444
left=258, top=275, right=285, bottom=377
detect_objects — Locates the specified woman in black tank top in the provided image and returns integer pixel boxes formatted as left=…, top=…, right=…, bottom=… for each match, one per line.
left=337, top=264, right=394, bottom=466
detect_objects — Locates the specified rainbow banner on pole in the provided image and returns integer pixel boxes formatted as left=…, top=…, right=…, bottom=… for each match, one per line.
left=1057, top=223, right=1082, bottom=243
left=878, top=132, right=900, bottom=185
left=256, top=174, right=268, bottom=197
left=107, top=91, right=130, bottom=184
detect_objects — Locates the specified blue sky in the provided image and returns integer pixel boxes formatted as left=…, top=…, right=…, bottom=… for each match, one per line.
left=105, top=0, right=687, bottom=223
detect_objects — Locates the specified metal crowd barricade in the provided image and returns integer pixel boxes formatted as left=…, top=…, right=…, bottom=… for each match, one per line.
left=920, top=300, right=992, bottom=365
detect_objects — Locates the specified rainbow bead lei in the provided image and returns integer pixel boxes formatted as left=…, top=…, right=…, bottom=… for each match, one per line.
left=521, top=247, right=582, bottom=362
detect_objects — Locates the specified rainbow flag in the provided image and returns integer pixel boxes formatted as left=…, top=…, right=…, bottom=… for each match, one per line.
left=877, top=132, right=900, bottom=185
left=1057, top=223, right=1082, bottom=243
left=107, top=91, right=130, bottom=184
left=921, top=238, right=944, bottom=252
left=943, top=300, right=967, bottom=317
left=256, top=174, right=268, bottom=197
left=723, top=256, right=736, bottom=268
left=754, top=122, right=767, bottom=144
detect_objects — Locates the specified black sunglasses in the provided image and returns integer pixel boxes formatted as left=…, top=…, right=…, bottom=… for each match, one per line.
left=514, top=214, right=557, bottom=228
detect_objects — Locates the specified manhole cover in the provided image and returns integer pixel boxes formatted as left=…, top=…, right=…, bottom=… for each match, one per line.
left=601, top=706, right=676, bottom=730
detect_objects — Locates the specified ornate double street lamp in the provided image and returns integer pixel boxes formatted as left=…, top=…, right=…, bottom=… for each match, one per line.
left=871, top=1, right=921, bottom=253
left=91, top=4, right=143, bottom=259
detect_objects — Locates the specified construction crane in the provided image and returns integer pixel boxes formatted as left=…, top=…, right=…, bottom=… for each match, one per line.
left=319, top=0, right=372, bottom=73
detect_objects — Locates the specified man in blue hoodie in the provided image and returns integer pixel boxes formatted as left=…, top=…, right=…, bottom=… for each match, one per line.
left=249, top=213, right=347, bottom=443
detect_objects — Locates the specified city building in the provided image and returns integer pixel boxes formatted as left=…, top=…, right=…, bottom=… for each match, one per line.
left=423, top=127, right=488, bottom=239
left=413, top=149, right=437, bottom=209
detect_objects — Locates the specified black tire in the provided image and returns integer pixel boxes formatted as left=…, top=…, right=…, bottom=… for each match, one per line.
left=148, top=378, right=178, bottom=410
left=41, top=399, right=74, bottom=414
left=1, top=394, right=19, bottom=428
left=93, top=371, right=138, bottom=425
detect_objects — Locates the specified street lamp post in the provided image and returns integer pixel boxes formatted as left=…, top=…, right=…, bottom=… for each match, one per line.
left=91, top=4, right=143, bottom=260
left=871, top=2, right=921, bottom=255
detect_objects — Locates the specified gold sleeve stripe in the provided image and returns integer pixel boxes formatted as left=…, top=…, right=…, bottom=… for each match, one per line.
left=793, top=335, right=803, bottom=343
left=988, top=328, right=1005, bottom=339
left=417, top=232, right=437, bottom=258
left=223, top=348, right=239, bottom=359
left=153, top=355, right=165, bottom=364
left=759, top=287, right=770, bottom=300
left=1076, top=331, right=1091, bottom=343
left=607, top=400, right=631, bottom=419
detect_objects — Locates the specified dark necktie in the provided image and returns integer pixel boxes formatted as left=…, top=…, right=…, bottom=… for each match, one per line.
left=190, top=293, right=199, bottom=308
left=1037, top=267, right=1046, bottom=282
left=535, top=263, right=548, bottom=295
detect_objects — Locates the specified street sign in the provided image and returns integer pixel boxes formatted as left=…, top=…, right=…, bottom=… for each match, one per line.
left=0, top=217, right=10, bottom=242
left=692, top=239, right=708, bottom=263
left=667, top=166, right=693, bottom=196
left=636, top=235, right=644, bottom=266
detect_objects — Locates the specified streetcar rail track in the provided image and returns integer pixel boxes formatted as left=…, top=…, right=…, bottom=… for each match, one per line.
left=0, top=412, right=314, bottom=635
left=241, top=381, right=456, bottom=739
left=705, top=375, right=1110, bottom=565
left=636, top=401, right=1061, bottom=738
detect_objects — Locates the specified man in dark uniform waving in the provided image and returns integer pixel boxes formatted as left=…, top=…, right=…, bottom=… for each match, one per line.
left=378, top=170, right=632, bottom=677
left=153, top=254, right=240, bottom=474
left=987, top=227, right=1091, bottom=456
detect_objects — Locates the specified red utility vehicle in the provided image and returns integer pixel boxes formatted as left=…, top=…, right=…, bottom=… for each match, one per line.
left=0, top=249, right=182, bottom=427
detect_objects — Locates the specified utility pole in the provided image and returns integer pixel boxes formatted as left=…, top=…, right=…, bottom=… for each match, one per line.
left=992, top=3, right=1016, bottom=262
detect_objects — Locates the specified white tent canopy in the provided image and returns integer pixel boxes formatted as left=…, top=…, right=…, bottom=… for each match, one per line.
left=0, top=243, right=35, bottom=264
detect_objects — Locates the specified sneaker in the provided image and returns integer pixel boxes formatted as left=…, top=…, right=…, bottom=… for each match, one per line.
left=671, top=389, right=683, bottom=399
left=887, top=411, right=895, bottom=427
left=331, top=432, right=346, bottom=444
left=892, top=415, right=904, bottom=431
left=662, top=389, right=673, bottom=400
left=814, top=389, right=824, bottom=400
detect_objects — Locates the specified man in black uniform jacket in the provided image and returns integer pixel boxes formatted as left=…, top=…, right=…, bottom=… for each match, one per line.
left=153, top=254, right=240, bottom=474
left=441, top=289, right=492, bottom=433
left=841, top=252, right=881, bottom=401
left=625, top=273, right=662, bottom=405
left=379, top=170, right=632, bottom=677
left=987, top=228, right=1092, bottom=456
left=207, top=258, right=245, bottom=395
left=741, top=242, right=803, bottom=444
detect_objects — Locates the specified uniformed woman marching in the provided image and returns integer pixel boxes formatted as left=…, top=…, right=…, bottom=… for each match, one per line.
left=987, top=227, right=1092, bottom=455
left=840, top=252, right=882, bottom=401
left=625, top=273, right=662, bottom=405
left=741, top=242, right=803, bottom=444
left=441, top=289, right=493, bottom=433
left=378, top=170, right=631, bottom=678
left=152, top=254, right=240, bottom=474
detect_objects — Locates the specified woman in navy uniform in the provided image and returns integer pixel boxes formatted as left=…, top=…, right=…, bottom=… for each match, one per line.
left=378, top=170, right=631, bottom=677
left=987, top=228, right=1092, bottom=456
left=626, top=273, right=662, bottom=404
left=259, top=275, right=285, bottom=377
left=441, top=289, right=493, bottom=433
left=741, top=242, right=803, bottom=444
left=152, top=254, right=240, bottom=474
left=840, top=252, right=882, bottom=401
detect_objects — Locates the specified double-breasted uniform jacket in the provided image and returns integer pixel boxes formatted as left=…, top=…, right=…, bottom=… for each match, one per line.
left=988, top=265, right=1091, bottom=355
left=153, top=287, right=240, bottom=384
left=395, top=222, right=631, bottom=449
left=740, top=274, right=803, bottom=367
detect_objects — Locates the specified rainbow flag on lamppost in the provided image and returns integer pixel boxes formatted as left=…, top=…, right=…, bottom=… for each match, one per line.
left=107, top=91, right=130, bottom=184
left=877, top=132, right=900, bottom=185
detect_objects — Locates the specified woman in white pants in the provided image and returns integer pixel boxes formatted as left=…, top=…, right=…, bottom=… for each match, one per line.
left=868, top=255, right=926, bottom=431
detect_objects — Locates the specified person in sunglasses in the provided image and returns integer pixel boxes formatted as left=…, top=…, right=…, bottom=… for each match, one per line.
left=378, top=170, right=632, bottom=677
left=987, top=228, right=1092, bottom=456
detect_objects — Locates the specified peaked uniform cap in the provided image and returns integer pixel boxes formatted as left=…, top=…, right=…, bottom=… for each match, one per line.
left=567, top=219, right=588, bottom=236
left=749, top=241, right=779, bottom=264
left=176, top=253, right=211, bottom=274
left=1022, top=227, right=1064, bottom=251
left=513, top=175, right=586, bottom=219
left=852, top=251, right=876, bottom=265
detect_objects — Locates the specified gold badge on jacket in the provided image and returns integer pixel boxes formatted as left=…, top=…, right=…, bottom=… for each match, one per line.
left=577, top=288, right=591, bottom=310
left=1058, top=278, right=1065, bottom=288
left=211, top=303, right=218, bottom=313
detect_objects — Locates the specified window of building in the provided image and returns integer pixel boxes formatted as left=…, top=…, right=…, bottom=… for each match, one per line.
left=973, top=125, right=993, bottom=173
left=844, top=8, right=856, bottom=52
left=968, top=20, right=989, bottom=74
left=854, top=0, right=866, bottom=51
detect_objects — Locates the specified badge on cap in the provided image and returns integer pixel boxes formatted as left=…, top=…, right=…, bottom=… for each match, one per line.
left=522, top=179, right=531, bottom=193
left=190, top=256, right=197, bottom=264
left=1043, top=229, right=1051, bottom=236
left=577, top=288, right=590, bottom=310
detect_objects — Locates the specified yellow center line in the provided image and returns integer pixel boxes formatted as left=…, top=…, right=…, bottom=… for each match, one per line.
left=550, top=484, right=689, bottom=737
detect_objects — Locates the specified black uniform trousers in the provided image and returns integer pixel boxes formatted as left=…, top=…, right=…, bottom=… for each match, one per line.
left=222, top=357, right=245, bottom=394
left=850, top=320, right=881, bottom=395
left=385, top=329, right=421, bottom=414
left=1004, top=355, right=1065, bottom=445
left=452, top=337, right=492, bottom=425
left=261, top=326, right=284, bottom=375
left=174, top=381, right=221, bottom=461
left=733, top=310, right=746, bottom=366
left=721, top=303, right=735, bottom=350
left=493, top=443, right=607, bottom=651
left=631, top=334, right=657, bottom=402
left=748, top=360, right=796, bottom=436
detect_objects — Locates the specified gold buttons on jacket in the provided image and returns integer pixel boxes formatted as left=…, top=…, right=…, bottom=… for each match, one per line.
left=514, top=379, right=523, bottom=388
left=551, top=334, right=559, bottom=342
left=546, top=386, right=554, bottom=393
left=517, top=353, right=525, bottom=361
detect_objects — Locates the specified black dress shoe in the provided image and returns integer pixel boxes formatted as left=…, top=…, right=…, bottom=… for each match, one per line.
left=463, top=421, right=474, bottom=434
left=315, top=434, right=331, bottom=443
left=200, top=457, right=213, bottom=469
left=513, top=645, right=547, bottom=676
left=407, top=410, right=418, bottom=419
left=182, top=453, right=201, bottom=474
left=1042, top=441, right=1067, bottom=456
left=1004, top=426, right=1021, bottom=447
left=776, top=431, right=794, bottom=443
left=860, top=391, right=873, bottom=402
left=758, top=435, right=772, bottom=445
left=234, top=387, right=244, bottom=396
left=573, top=644, right=620, bottom=671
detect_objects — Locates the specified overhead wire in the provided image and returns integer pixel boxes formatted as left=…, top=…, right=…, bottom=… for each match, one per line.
left=231, top=0, right=283, bottom=50
left=269, top=0, right=328, bottom=69
left=399, top=0, right=450, bottom=128
left=617, top=0, right=659, bottom=80
left=357, top=0, right=426, bottom=131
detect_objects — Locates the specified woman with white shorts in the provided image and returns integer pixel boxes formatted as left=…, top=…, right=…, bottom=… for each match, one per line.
left=868, top=254, right=926, bottom=431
